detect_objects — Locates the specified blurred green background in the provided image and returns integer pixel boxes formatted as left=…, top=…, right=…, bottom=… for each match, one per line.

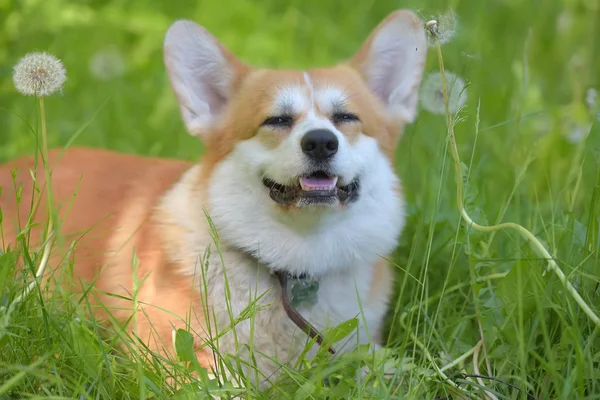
left=1, top=0, right=600, bottom=397
left=2, top=0, right=598, bottom=162
left=2, top=0, right=597, bottom=271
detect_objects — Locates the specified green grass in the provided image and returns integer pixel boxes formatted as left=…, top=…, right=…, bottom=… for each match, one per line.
left=1, top=0, right=600, bottom=398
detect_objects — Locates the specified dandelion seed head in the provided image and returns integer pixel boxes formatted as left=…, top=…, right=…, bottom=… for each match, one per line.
left=586, top=88, right=597, bottom=112
left=556, top=11, right=573, bottom=34
left=13, top=52, right=66, bottom=97
left=420, top=71, right=468, bottom=115
left=425, top=10, right=457, bottom=46
left=566, top=123, right=590, bottom=144
left=89, top=46, right=126, bottom=81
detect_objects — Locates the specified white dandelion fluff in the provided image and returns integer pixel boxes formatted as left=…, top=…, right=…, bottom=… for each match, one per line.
left=13, top=52, right=67, bottom=97
left=89, top=46, right=126, bottom=81
left=586, top=88, right=597, bottom=112
left=565, top=123, right=590, bottom=144
left=420, top=71, right=468, bottom=115
left=425, top=10, right=458, bottom=47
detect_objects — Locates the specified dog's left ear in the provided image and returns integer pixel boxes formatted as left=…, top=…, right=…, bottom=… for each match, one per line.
left=164, top=20, right=249, bottom=137
left=350, top=10, right=427, bottom=124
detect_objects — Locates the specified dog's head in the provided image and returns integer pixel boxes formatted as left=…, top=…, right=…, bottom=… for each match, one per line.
left=164, top=11, right=427, bottom=276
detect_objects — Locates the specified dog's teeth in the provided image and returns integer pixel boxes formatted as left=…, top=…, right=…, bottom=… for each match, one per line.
left=331, top=176, right=338, bottom=189
left=300, top=175, right=339, bottom=191
left=299, top=177, right=307, bottom=190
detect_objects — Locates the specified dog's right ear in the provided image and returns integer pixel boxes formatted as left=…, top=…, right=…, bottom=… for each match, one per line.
left=164, top=20, right=249, bottom=137
left=349, top=10, right=427, bottom=125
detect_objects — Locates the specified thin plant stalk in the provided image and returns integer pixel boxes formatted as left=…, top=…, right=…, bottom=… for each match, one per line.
left=432, top=40, right=600, bottom=327
left=39, top=97, right=56, bottom=227
left=399, top=312, right=479, bottom=398
left=12, top=96, right=55, bottom=307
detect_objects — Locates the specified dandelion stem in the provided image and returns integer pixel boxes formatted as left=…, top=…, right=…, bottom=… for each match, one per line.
left=39, top=97, right=55, bottom=227
left=433, top=42, right=600, bottom=327
left=11, top=97, right=55, bottom=307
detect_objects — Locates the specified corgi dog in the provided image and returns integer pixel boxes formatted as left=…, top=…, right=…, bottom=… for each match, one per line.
left=0, top=10, right=427, bottom=386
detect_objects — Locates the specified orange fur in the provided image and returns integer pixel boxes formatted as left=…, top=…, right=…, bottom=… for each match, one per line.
left=1, top=10, right=427, bottom=381
left=0, top=148, right=213, bottom=363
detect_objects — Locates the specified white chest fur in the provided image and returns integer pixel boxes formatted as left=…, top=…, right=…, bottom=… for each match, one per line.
left=158, top=149, right=404, bottom=380
left=196, top=246, right=386, bottom=382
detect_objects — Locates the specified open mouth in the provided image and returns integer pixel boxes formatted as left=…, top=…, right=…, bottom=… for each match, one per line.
left=262, top=170, right=360, bottom=206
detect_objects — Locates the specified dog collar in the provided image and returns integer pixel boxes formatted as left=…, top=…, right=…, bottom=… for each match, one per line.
left=274, top=271, right=336, bottom=355
left=281, top=272, right=319, bottom=308
left=234, top=247, right=336, bottom=355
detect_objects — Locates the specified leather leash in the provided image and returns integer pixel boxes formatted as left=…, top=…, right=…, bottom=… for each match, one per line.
left=274, top=271, right=336, bottom=355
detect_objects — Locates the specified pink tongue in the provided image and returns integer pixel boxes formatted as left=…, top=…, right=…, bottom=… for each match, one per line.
left=302, top=176, right=335, bottom=190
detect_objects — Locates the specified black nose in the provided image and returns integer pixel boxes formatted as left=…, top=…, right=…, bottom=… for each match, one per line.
left=301, top=129, right=339, bottom=161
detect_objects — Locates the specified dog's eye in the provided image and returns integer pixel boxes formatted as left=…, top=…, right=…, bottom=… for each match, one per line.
left=261, top=115, right=294, bottom=128
left=332, top=112, right=360, bottom=124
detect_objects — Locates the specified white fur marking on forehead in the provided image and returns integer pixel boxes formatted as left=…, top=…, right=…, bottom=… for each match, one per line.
left=303, top=72, right=314, bottom=110
left=272, top=85, right=307, bottom=114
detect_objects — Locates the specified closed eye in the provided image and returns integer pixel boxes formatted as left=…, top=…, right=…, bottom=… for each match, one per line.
left=332, top=112, right=360, bottom=125
left=261, top=115, right=294, bottom=129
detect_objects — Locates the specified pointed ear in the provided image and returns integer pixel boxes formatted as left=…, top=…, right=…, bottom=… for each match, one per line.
left=350, top=10, right=427, bottom=124
left=164, top=20, right=249, bottom=137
